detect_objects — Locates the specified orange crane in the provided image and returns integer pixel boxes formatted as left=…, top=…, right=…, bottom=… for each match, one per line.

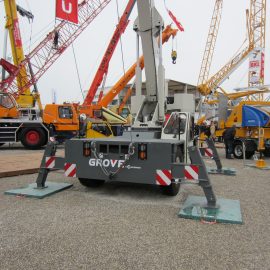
left=118, top=87, right=133, bottom=114
left=83, top=0, right=137, bottom=106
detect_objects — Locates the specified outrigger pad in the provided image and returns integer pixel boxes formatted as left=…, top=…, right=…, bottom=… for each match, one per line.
left=207, top=167, right=236, bottom=175
left=4, top=182, right=73, bottom=199
left=179, top=195, right=243, bottom=224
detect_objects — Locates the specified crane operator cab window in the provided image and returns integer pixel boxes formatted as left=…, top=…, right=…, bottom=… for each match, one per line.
left=0, top=93, right=15, bottom=109
left=58, top=106, right=73, bottom=119
left=164, top=112, right=186, bottom=136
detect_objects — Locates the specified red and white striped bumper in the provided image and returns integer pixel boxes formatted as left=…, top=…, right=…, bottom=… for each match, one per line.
left=184, top=165, right=199, bottom=182
left=156, top=169, right=172, bottom=186
left=64, top=163, right=77, bottom=177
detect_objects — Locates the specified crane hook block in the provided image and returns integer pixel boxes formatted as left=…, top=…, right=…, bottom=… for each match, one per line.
left=171, top=50, right=177, bottom=64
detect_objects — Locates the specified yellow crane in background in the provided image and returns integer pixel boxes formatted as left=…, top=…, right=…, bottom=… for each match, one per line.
left=197, top=0, right=270, bottom=162
left=2, top=0, right=40, bottom=108
left=197, top=0, right=266, bottom=98
left=197, top=0, right=223, bottom=90
left=196, top=0, right=223, bottom=119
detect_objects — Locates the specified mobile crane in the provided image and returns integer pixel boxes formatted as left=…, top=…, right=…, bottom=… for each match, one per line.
left=52, top=0, right=201, bottom=196
left=197, top=0, right=270, bottom=159
left=0, top=0, right=112, bottom=149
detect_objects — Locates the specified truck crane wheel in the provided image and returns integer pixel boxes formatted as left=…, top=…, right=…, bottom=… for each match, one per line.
left=233, top=141, right=254, bottom=159
left=161, top=148, right=183, bottom=196
left=78, top=178, right=105, bottom=188
left=20, top=128, right=46, bottom=150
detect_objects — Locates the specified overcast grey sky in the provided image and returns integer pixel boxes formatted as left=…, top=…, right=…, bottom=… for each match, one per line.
left=1, top=0, right=270, bottom=104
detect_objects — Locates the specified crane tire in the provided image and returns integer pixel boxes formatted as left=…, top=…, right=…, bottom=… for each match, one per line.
left=161, top=182, right=180, bottom=196
left=20, top=127, right=46, bottom=150
left=161, top=148, right=183, bottom=196
left=79, top=178, right=105, bottom=188
left=233, top=141, right=254, bottom=159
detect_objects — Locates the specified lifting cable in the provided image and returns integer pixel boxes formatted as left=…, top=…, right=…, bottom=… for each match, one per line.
left=71, top=43, right=85, bottom=100
left=24, top=0, right=33, bottom=54
left=163, top=0, right=184, bottom=64
left=27, top=19, right=33, bottom=54
left=115, top=0, right=126, bottom=77
left=53, top=9, right=82, bottom=101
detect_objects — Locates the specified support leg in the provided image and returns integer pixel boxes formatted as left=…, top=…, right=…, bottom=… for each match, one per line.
left=205, top=138, right=222, bottom=171
left=188, top=146, right=218, bottom=208
left=36, top=142, right=57, bottom=189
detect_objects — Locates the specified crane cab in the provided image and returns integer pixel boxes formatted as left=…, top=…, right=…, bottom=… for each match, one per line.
left=43, top=104, right=79, bottom=132
left=0, top=93, right=19, bottom=118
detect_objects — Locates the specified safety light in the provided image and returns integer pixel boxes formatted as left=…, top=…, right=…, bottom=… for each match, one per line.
left=138, top=143, right=147, bottom=160
left=83, top=142, right=91, bottom=157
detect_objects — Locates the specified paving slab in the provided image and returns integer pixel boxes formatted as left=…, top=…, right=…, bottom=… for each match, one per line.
left=0, top=144, right=64, bottom=178
left=0, top=152, right=42, bottom=178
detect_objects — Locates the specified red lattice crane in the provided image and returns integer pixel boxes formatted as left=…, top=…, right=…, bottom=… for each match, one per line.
left=83, top=0, right=136, bottom=106
left=0, top=0, right=112, bottom=99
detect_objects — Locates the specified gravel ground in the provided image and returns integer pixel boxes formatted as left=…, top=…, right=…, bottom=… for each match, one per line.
left=0, top=149, right=269, bottom=270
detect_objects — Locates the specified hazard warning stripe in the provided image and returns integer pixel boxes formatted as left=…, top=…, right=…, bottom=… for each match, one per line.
left=184, top=165, right=199, bottom=180
left=64, top=163, right=76, bottom=177
left=45, top=157, right=56, bottom=169
left=156, top=169, right=171, bottom=186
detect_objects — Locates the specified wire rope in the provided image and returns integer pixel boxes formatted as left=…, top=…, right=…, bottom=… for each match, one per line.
left=115, top=0, right=126, bottom=77
left=27, top=23, right=33, bottom=54
left=71, top=43, right=85, bottom=100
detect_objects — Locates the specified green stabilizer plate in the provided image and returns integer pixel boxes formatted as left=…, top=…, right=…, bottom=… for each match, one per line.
left=179, top=195, right=243, bottom=224
left=4, top=182, right=73, bottom=199
left=207, top=167, right=236, bottom=175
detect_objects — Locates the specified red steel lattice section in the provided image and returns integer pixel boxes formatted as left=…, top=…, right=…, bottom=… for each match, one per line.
left=0, top=0, right=112, bottom=98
